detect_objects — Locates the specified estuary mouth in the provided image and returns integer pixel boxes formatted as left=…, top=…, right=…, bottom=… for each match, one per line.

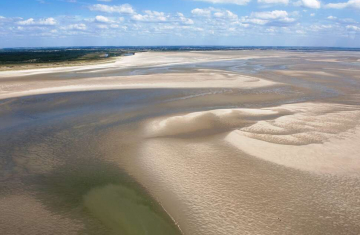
left=2, top=50, right=360, bottom=235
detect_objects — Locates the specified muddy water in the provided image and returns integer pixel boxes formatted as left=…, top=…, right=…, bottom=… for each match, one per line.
left=1, top=51, right=360, bottom=234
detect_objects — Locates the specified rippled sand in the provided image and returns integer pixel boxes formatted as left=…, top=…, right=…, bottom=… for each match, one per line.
left=1, top=50, right=360, bottom=234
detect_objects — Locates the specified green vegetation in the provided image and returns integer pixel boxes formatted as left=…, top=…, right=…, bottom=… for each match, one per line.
left=0, top=48, right=135, bottom=65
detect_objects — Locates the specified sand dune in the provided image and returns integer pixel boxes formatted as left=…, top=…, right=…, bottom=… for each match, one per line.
left=146, top=108, right=288, bottom=137
left=146, top=102, right=360, bottom=176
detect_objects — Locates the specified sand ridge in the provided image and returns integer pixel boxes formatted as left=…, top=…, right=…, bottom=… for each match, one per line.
left=144, top=101, right=360, bottom=176
left=0, top=70, right=279, bottom=100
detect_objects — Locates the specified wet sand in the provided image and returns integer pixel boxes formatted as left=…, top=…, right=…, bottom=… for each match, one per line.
left=1, top=51, right=360, bottom=234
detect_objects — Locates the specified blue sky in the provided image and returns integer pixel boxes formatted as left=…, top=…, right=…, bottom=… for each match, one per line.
left=0, top=0, right=360, bottom=47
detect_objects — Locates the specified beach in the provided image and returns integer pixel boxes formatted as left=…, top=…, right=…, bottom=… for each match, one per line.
left=1, top=50, right=360, bottom=234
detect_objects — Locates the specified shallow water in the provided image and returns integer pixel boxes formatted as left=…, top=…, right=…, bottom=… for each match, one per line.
left=1, top=51, right=360, bottom=234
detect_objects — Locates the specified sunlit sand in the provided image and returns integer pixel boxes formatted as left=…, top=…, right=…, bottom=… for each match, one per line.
left=1, top=50, right=360, bottom=234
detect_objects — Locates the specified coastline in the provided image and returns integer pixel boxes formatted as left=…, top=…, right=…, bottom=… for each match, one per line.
left=1, top=50, right=360, bottom=234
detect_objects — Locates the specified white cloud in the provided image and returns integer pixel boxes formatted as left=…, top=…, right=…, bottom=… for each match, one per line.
left=326, top=0, right=360, bottom=9
left=245, top=18, right=268, bottom=25
left=177, top=13, right=194, bottom=25
left=308, top=24, right=333, bottom=31
left=326, top=16, right=357, bottom=24
left=95, top=15, right=110, bottom=23
left=294, top=0, right=321, bottom=9
left=192, top=0, right=250, bottom=5
left=310, top=13, right=315, bottom=16
left=62, top=23, right=87, bottom=30
left=213, top=10, right=238, bottom=19
left=346, top=25, right=360, bottom=31
left=40, top=18, right=57, bottom=25
left=191, top=8, right=238, bottom=21
left=132, top=11, right=167, bottom=22
left=97, top=0, right=112, bottom=1
left=251, top=10, right=288, bottom=19
left=18, top=18, right=36, bottom=25
left=243, top=10, right=295, bottom=25
left=257, top=0, right=289, bottom=5
left=191, top=8, right=212, bottom=17
left=18, top=18, right=56, bottom=26
left=89, top=4, right=135, bottom=14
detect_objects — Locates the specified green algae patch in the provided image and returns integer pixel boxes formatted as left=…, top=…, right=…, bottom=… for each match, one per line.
left=84, top=184, right=180, bottom=235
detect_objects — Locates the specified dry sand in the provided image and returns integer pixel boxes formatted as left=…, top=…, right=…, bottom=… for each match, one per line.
left=1, top=50, right=360, bottom=235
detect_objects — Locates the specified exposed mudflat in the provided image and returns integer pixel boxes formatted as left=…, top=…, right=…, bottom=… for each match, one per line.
left=1, top=51, right=360, bottom=235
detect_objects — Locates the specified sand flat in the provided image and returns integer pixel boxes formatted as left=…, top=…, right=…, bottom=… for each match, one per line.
left=1, top=50, right=360, bottom=235
left=0, top=71, right=278, bottom=100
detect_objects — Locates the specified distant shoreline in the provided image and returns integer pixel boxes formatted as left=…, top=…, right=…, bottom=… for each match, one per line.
left=0, top=57, right=118, bottom=72
left=2, top=46, right=360, bottom=72
left=0, top=48, right=136, bottom=72
left=2, top=46, right=360, bottom=51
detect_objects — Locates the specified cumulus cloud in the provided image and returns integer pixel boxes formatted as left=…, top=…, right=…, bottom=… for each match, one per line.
left=257, top=0, right=289, bottom=5
left=302, top=24, right=334, bottom=33
left=89, top=4, right=135, bottom=14
left=192, top=0, right=250, bottom=5
left=251, top=10, right=288, bottom=19
left=177, top=13, right=194, bottom=25
left=238, top=10, right=296, bottom=27
left=191, top=7, right=238, bottom=20
left=18, top=18, right=56, bottom=25
left=132, top=11, right=168, bottom=22
left=4, top=0, right=357, bottom=44
left=294, top=0, right=321, bottom=9
left=249, top=10, right=295, bottom=24
left=214, top=10, right=238, bottom=19
left=244, top=18, right=269, bottom=25
left=61, top=23, right=87, bottom=30
left=191, top=8, right=212, bottom=17
left=327, top=15, right=357, bottom=24
left=95, top=15, right=110, bottom=23
left=346, top=25, right=360, bottom=31
left=325, top=0, right=360, bottom=9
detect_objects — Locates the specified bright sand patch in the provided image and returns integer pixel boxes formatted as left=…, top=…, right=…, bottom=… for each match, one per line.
left=0, top=51, right=282, bottom=101
left=0, top=51, right=276, bottom=78
left=146, top=102, right=360, bottom=176
left=225, top=102, right=360, bottom=175
left=146, top=108, right=286, bottom=137
left=0, top=71, right=278, bottom=100
left=276, top=70, right=337, bottom=77
left=226, top=128, right=360, bottom=175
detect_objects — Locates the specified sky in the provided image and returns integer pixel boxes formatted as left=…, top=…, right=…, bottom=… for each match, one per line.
left=0, top=0, right=360, bottom=47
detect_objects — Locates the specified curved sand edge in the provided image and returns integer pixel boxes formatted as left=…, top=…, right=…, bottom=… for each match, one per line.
left=0, top=71, right=279, bottom=100
left=145, top=102, right=360, bottom=176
